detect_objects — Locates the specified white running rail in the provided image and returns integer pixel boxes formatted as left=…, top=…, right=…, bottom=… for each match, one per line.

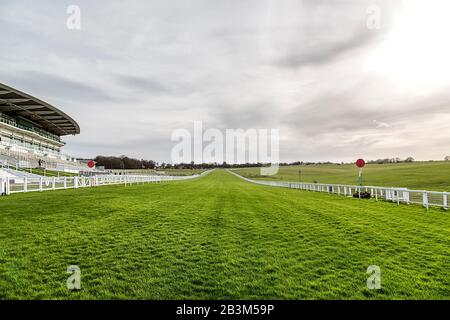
left=0, top=170, right=212, bottom=196
left=229, top=170, right=449, bottom=210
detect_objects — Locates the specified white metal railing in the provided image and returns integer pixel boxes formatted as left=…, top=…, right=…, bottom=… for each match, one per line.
left=0, top=170, right=212, bottom=196
left=229, top=170, right=449, bottom=210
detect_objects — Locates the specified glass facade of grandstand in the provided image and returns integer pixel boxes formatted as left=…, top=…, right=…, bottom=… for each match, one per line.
left=0, top=112, right=61, bottom=143
left=0, top=112, right=63, bottom=155
left=0, top=82, right=86, bottom=173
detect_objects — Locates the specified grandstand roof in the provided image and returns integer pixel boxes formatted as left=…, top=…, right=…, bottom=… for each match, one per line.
left=0, top=82, right=80, bottom=136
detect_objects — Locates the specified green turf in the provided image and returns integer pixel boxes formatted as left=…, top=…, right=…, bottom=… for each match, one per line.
left=0, top=170, right=448, bottom=299
left=18, top=168, right=79, bottom=177
left=157, top=168, right=207, bottom=176
left=234, top=162, right=450, bottom=192
left=110, top=168, right=206, bottom=176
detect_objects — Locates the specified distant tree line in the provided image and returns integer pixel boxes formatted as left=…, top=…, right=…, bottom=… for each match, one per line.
left=366, top=157, right=415, bottom=164
left=93, top=156, right=278, bottom=170
left=92, top=155, right=434, bottom=170
left=94, top=155, right=156, bottom=169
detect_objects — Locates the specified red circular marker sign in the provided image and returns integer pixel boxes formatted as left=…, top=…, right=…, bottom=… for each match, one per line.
left=87, top=160, right=95, bottom=168
left=356, top=158, right=365, bottom=168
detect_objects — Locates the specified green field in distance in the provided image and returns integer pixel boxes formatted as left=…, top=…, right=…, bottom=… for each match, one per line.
left=234, top=161, right=450, bottom=191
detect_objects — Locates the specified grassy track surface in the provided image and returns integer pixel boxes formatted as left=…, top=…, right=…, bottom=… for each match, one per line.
left=234, top=162, right=450, bottom=191
left=0, top=170, right=448, bottom=299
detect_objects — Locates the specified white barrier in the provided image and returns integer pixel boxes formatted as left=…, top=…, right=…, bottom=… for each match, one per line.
left=0, top=170, right=212, bottom=196
left=229, top=170, right=449, bottom=210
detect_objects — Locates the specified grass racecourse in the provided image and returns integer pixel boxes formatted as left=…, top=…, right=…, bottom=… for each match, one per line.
left=18, top=168, right=79, bottom=177
left=0, top=170, right=449, bottom=299
left=111, top=168, right=206, bottom=176
left=234, top=161, right=450, bottom=192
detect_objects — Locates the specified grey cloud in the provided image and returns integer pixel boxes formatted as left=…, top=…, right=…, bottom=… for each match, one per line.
left=283, top=84, right=450, bottom=136
left=274, top=30, right=377, bottom=68
left=1, top=0, right=449, bottom=162
left=2, top=71, right=115, bottom=103
left=117, top=75, right=170, bottom=94
left=271, top=0, right=402, bottom=68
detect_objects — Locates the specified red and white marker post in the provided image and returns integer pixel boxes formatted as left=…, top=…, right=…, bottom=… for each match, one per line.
left=355, top=158, right=365, bottom=198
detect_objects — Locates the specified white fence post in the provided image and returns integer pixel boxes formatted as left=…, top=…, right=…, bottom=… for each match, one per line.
left=404, top=190, right=410, bottom=204
left=386, top=189, right=392, bottom=201
left=24, top=177, right=28, bottom=193
left=423, top=192, right=429, bottom=209
left=39, top=177, right=43, bottom=192
left=5, top=178, right=10, bottom=195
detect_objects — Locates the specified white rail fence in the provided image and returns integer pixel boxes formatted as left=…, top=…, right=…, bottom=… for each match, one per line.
left=1, top=171, right=211, bottom=196
left=229, top=170, right=449, bottom=210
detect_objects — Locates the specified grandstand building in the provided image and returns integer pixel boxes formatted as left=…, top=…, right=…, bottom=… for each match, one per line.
left=0, top=82, right=87, bottom=172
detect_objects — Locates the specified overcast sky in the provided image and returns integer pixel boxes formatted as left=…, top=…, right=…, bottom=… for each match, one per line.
left=1, top=0, right=450, bottom=163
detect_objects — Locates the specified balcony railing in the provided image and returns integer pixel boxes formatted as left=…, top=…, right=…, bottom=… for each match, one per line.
left=0, top=113, right=62, bottom=143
